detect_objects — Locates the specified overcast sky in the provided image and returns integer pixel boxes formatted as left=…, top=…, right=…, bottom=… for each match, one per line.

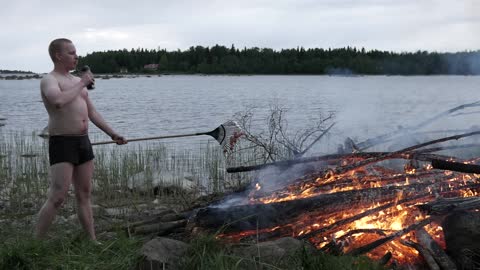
left=1, top=0, right=479, bottom=73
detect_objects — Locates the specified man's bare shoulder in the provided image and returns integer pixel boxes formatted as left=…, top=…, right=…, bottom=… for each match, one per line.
left=40, top=73, right=60, bottom=92
left=41, top=73, right=57, bottom=84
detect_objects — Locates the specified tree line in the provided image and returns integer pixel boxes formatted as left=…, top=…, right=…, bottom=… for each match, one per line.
left=78, top=45, right=480, bottom=75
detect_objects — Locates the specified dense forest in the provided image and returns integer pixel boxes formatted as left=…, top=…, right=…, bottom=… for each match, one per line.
left=78, top=45, right=480, bottom=75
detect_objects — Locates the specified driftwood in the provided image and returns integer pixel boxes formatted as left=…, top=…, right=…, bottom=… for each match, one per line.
left=346, top=217, right=432, bottom=256
left=415, top=228, right=457, bottom=270
left=401, top=240, right=441, bottom=270
left=104, top=210, right=187, bottom=234
left=133, top=219, right=187, bottom=235
left=417, top=197, right=480, bottom=215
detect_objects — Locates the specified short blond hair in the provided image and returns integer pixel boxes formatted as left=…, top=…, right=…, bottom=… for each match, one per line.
left=48, top=38, right=72, bottom=62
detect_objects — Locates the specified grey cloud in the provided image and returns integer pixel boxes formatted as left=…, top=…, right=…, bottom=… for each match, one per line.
left=1, top=0, right=479, bottom=72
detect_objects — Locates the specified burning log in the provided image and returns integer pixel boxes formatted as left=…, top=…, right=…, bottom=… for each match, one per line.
left=320, top=228, right=389, bottom=253
left=194, top=185, right=409, bottom=232
left=193, top=180, right=477, bottom=233
left=299, top=182, right=480, bottom=240
left=298, top=193, right=432, bottom=240
left=415, top=228, right=457, bottom=270
left=346, top=217, right=432, bottom=256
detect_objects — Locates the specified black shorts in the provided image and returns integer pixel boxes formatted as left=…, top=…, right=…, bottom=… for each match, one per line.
left=48, top=135, right=95, bottom=166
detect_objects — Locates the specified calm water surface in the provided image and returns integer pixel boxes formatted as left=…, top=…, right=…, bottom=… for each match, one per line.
left=1, top=75, right=479, bottom=153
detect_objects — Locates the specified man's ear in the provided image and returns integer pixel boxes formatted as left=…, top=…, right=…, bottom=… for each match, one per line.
left=55, top=52, right=62, bottom=62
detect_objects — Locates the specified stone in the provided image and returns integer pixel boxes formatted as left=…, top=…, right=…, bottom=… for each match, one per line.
left=232, top=237, right=316, bottom=264
left=139, top=237, right=189, bottom=270
left=127, top=169, right=196, bottom=194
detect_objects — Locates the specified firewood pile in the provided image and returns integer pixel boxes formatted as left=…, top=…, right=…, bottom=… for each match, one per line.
left=105, top=128, right=480, bottom=270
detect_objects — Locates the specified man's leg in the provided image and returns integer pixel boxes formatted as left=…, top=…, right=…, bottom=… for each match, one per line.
left=35, top=162, right=74, bottom=238
left=72, top=160, right=95, bottom=240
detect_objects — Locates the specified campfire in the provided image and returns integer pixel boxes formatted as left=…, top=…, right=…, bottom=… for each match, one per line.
left=191, top=130, right=480, bottom=269
left=113, top=126, right=480, bottom=269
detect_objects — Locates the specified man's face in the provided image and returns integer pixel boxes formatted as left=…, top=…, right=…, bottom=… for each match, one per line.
left=56, top=42, right=78, bottom=70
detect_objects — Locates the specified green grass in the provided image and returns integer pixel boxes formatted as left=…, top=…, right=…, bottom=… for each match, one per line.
left=0, top=229, right=385, bottom=270
left=0, top=232, right=142, bottom=270
left=177, top=234, right=385, bottom=270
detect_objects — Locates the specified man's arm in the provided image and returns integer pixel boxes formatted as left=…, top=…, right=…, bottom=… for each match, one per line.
left=40, top=74, right=90, bottom=108
left=85, top=93, right=127, bottom=144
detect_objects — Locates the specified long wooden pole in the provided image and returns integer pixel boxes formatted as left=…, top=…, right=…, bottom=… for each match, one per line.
left=91, top=132, right=205, bottom=145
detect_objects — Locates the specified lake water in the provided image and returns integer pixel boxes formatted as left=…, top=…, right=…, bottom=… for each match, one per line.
left=1, top=75, right=480, bottom=154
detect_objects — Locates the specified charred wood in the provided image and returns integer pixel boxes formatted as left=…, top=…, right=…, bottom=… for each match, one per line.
left=431, top=159, right=480, bottom=174
left=378, top=252, right=393, bottom=266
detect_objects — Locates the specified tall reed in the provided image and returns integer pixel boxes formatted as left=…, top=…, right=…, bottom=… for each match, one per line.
left=0, top=129, right=254, bottom=215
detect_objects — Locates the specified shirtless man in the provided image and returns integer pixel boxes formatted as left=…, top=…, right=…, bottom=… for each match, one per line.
left=35, top=38, right=127, bottom=240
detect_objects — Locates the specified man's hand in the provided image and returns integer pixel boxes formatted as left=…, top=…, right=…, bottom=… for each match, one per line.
left=80, top=70, right=95, bottom=89
left=111, top=134, right=127, bottom=145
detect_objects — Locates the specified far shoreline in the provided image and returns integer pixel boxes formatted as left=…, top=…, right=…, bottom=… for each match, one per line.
left=1, top=72, right=480, bottom=80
